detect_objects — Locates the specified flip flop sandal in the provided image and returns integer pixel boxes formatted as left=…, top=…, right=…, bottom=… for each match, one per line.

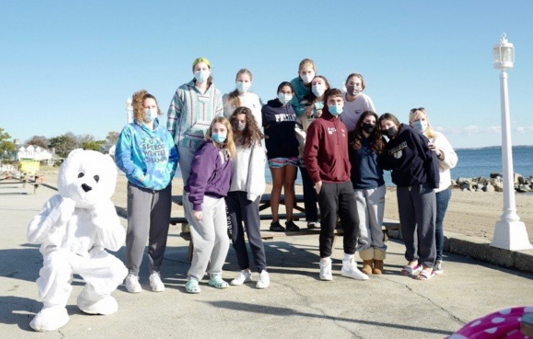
left=415, top=270, right=435, bottom=281
left=208, top=275, right=229, bottom=289
left=401, top=264, right=423, bottom=276
left=185, top=279, right=201, bottom=294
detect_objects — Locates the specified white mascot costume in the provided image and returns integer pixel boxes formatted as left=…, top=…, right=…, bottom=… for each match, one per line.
left=27, top=149, right=128, bottom=332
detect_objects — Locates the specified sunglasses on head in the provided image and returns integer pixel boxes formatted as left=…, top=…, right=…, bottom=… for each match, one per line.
left=410, top=107, right=425, bottom=112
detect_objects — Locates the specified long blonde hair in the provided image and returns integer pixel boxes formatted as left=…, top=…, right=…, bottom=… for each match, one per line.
left=205, top=116, right=236, bottom=158
left=409, top=107, right=436, bottom=139
left=226, top=69, right=253, bottom=109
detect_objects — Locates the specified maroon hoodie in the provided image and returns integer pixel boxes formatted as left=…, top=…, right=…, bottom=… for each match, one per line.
left=304, top=110, right=351, bottom=184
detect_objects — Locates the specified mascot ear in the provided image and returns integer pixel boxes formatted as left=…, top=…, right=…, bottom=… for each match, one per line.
left=67, top=149, right=84, bottom=158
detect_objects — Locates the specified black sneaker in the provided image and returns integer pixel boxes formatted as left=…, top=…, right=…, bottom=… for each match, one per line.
left=285, top=220, right=300, bottom=232
left=270, top=221, right=285, bottom=232
left=307, top=222, right=319, bottom=229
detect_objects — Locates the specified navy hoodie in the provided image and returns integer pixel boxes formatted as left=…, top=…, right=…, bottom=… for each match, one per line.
left=379, top=124, right=439, bottom=188
left=261, top=99, right=299, bottom=159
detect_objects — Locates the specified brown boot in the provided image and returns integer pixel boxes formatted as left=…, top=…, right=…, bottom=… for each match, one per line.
left=373, top=260, right=384, bottom=275
left=362, top=260, right=373, bottom=275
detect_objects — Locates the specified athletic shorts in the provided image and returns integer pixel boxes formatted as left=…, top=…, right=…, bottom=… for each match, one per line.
left=268, top=157, right=299, bottom=168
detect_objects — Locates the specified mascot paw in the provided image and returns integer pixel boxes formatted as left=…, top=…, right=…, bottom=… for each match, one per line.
left=77, top=295, right=118, bottom=315
left=30, top=306, right=69, bottom=332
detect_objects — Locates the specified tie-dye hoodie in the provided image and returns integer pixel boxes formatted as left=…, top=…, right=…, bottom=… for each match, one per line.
left=115, top=119, right=179, bottom=190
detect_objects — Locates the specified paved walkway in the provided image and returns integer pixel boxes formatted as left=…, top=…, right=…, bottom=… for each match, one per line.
left=1, top=184, right=533, bottom=338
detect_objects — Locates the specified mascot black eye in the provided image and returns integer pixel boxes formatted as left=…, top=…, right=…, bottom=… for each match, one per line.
left=78, top=172, right=84, bottom=178
left=94, top=175, right=100, bottom=183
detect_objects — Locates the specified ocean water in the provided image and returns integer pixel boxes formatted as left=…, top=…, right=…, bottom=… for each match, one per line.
left=264, top=146, right=533, bottom=185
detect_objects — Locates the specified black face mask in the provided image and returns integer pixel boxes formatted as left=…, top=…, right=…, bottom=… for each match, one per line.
left=383, top=126, right=398, bottom=139
left=361, top=123, right=375, bottom=134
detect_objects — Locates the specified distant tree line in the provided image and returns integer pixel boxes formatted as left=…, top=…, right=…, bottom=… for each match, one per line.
left=0, top=127, right=119, bottom=159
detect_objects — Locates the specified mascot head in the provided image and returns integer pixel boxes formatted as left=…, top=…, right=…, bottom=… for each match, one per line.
left=57, top=149, right=117, bottom=208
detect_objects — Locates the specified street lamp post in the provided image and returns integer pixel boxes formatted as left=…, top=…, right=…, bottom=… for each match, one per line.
left=490, top=33, right=532, bottom=251
left=126, top=97, right=133, bottom=124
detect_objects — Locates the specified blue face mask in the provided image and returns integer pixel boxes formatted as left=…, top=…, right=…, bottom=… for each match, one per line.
left=211, top=132, right=227, bottom=143
left=328, top=104, right=343, bottom=116
left=412, top=120, right=428, bottom=133
left=144, top=108, right=158, bottom=122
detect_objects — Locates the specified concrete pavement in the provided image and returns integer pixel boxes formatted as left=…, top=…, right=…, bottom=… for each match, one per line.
left=1, top=183, right=533, bottom=338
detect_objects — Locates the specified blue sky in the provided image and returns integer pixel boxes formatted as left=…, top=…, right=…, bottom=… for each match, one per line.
left=1, top=0, right=532, bottom=149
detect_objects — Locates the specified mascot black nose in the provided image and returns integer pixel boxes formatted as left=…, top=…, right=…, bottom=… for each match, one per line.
left=82, top=183, right=92, bottom=192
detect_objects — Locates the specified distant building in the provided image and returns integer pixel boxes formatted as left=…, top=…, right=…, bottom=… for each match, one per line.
left=17, top=145, right=54, bottom=165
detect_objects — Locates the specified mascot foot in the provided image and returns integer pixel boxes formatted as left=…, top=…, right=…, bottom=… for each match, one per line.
left=30, top=306, right=69, bottom=332
left=77, top=295, right=118, bottom=315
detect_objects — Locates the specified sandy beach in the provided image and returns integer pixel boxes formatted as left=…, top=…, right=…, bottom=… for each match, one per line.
left=38, top=167, right=533, bottom=244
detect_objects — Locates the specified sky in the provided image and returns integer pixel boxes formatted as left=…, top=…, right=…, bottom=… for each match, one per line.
left=1, top=0, right=533, bottom=149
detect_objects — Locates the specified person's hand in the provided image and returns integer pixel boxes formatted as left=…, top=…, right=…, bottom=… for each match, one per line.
left=193, top=211, right=203, bottom=221
left=429, top=142, right=444, bottom=160
left=305, top=105, right=314, bottom=117
left=314, top=181, right=323, bottom=195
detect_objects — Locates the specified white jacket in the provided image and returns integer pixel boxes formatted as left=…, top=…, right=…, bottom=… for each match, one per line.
left=229, top=141, right=266, bottom=201
left=430, top=131, right=458, bottom=192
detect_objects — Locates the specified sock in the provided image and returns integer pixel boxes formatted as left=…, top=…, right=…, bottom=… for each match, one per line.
left=320, top=257, right=331, bottom=264
left=343, top=253, right=354, bottom=261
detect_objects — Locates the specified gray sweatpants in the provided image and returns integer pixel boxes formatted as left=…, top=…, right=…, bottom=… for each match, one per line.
left=126, top=183, right=172, bottom=276
left=355, top=184, right=387, bottom=252
left=397, top=183, right=436, bottom=268
left=184, top=193, right=230, bottom=281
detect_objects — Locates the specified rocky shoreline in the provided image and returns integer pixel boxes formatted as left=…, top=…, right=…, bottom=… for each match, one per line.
left=454, top=173, right=533, bottom=193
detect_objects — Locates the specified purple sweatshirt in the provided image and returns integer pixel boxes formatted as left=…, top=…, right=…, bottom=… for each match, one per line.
left=185, top=140, right=232, bottom=211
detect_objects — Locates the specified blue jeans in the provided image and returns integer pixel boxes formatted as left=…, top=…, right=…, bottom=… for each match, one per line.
left=435, top=187, right=452, bottom=261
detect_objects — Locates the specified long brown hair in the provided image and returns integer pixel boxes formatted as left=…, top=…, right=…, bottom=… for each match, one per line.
left=351, top=111, right=385, bottom=154
left=230, top=107, right=263, bottom=148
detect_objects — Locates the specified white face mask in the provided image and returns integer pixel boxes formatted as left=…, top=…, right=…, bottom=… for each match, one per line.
left=278, top=93, right=293, bottom=104
left=144, top=108, right=158, bottom=122
left=301, top=72, right=315, bottom=84
left=312, top=84, right=326, bottom=97
left=236, top=81, right=251, bottom=93
left=194, top=70, right=210, bottom=83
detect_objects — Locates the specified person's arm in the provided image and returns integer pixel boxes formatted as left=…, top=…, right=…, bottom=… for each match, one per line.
left=187, top=145, right=216, bottom=212
left=167, top=87, right=184, bottom=141
left=246, top=142, right=266, bottom=202
left=433, top=133, right=458, bottom=170
left=115, top=125, right=145, bottom=182
left=215, top=89, right=224, bottom=117
left=414, top=132, right=440, bottom=189
left=303, top=122, right=322, bottom=187
left=165, top=133, right=179, bottom=179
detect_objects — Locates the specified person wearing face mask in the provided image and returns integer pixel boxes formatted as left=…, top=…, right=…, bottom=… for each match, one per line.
left=183, top=116, right=236, bottom=294
left=115, top=90, right=179, bottom=293
left=378, top=113, right=440, bottom=281
left=290, top=58, right=317, bottom=117
left=261, top=82, right=300, bottom=232
left=294, top=75, right=330, bottom=229
left=226, top=107, right=270, bottom=289
left=223, top=69, right=263, bottom=126
left=409, top=108, right=458, bottom=275
left=304, top=88, right=369, bottom=282
left=348, top=111, right=387, bottom=275
left=341, top=73, right=376, bottom=132
left=167, top=57, right=223, bottom=186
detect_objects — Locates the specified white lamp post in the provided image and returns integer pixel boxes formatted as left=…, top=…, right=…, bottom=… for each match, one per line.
left=126, top=97, right=133, bottom=124
left=490, top=33, right=532, bottom=251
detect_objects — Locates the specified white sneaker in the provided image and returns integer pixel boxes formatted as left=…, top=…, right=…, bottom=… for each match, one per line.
left=341, top=257, right=369, bottom=280
left=256, top=270, right=270, bottom=289
left=319, top=258, right=333, bottom=281
left=149, top=272, right=165, bottom=292
left=125, top=274, right=142, bottom=293
left=230, top=270, right=253, bottom=286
